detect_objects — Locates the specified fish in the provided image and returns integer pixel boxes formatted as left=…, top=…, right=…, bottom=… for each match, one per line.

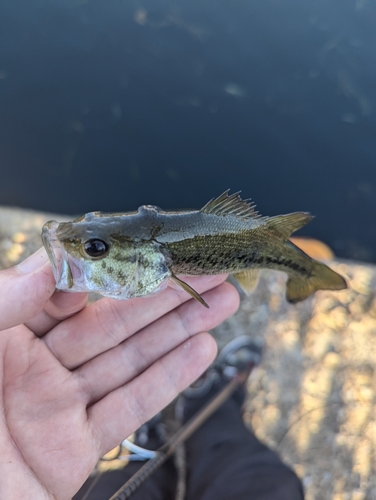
left=41, top=190, right=347, bottom=307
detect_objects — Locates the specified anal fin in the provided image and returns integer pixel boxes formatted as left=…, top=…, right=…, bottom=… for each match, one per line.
left=232, top=269, right=260, bottom=295
left=170, top=274, right=209, bottom=308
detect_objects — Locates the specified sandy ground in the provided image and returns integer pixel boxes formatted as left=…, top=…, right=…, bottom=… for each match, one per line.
left=216, top=264, right=376, bottom=500
left=1, top=206, right=375, bottom=500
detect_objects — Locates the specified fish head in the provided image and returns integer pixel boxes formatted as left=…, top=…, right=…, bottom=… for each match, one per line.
left=41, top=215, right=170, bottom=299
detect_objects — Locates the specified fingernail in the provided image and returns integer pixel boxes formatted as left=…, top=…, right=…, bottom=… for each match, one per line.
left=17, top=248, right=49, bottom=274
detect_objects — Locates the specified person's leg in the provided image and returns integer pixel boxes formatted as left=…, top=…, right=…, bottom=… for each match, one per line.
left=73, top=420, right=177, bottom=500
left=183, top=385, right=304, bottom=500
left=180, top=338, right=304, bottom=500
left=74, top=460, right=176, bottom=500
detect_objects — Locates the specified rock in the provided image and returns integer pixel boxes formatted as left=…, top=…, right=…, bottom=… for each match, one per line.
left=1, top=206, right=376, bottom=500
left=290, top=236, right=335, bottom=260
left=0, top=206, right=66, bottom=269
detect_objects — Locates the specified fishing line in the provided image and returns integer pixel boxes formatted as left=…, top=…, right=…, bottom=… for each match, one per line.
left=80, top=468, right=104, bottom=500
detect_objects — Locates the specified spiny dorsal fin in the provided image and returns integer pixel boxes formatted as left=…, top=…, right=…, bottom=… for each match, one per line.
left=267, top=212, right=313, bottom=240
left=232, top=269, right=260, bottom=295
left=201, top=190, right=260, bottom=220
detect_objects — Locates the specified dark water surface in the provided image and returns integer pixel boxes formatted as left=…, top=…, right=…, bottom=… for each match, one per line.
left=1, top=0, right=376, bottom=261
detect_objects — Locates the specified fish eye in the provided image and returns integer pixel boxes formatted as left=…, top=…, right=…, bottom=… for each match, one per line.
left=83, top=239, right=109, bottom=258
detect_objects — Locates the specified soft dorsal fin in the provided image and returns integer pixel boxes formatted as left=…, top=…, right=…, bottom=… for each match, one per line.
left=267, top=212, right=313, bottom=240
left=201, top=190, right=260, bottom=220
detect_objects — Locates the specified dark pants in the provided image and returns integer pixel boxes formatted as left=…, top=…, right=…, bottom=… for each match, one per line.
left=75, top=386, right=304, bottom=500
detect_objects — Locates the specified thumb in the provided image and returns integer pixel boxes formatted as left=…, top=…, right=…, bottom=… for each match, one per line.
left=0, top=248, right=56, bottom=331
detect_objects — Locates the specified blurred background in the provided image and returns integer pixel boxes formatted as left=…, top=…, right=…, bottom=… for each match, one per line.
left=0, top=0, right=375, bottom=262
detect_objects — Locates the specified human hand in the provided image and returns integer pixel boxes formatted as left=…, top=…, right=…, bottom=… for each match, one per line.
left=0, top=249, right=239, bottom=499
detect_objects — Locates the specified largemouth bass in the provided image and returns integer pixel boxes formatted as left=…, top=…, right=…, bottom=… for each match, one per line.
left=41, top=191, right=347, bottom=307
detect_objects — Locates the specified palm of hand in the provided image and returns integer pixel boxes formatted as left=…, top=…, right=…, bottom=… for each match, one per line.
left=0, top=251, right=239, bottom=499
left=1, top=326, right=94, bottom=499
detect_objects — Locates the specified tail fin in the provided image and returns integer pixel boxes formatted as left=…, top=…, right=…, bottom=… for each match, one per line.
left=286, top=261, right=347, bottom=304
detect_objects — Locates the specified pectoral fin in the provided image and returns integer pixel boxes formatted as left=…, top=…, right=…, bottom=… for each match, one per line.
left=232, top=269, right=260, bottom=295
left=170, top=274, right=209, bottom=308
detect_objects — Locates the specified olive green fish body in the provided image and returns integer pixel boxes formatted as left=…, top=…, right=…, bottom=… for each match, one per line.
left=162, top=220, right=301, bottom=276
left=160, top=213, right=346, bottom=303
left=41, top=191, right=347, bottom=305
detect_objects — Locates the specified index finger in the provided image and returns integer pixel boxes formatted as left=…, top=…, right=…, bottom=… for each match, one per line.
left=25, top=290, right=88, bottom=337
left=0, top=248, right=56, bottom=331
left=44, top=275, right=228, bottom=369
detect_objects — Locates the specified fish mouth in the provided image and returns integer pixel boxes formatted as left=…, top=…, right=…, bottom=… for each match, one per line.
left=42, top=220, right=75, bottom=290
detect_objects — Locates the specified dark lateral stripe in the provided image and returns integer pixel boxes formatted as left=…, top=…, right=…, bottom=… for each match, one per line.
left=263, top=255, right=310, bottom=275
left=170, top=247, right=310, bottom=277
